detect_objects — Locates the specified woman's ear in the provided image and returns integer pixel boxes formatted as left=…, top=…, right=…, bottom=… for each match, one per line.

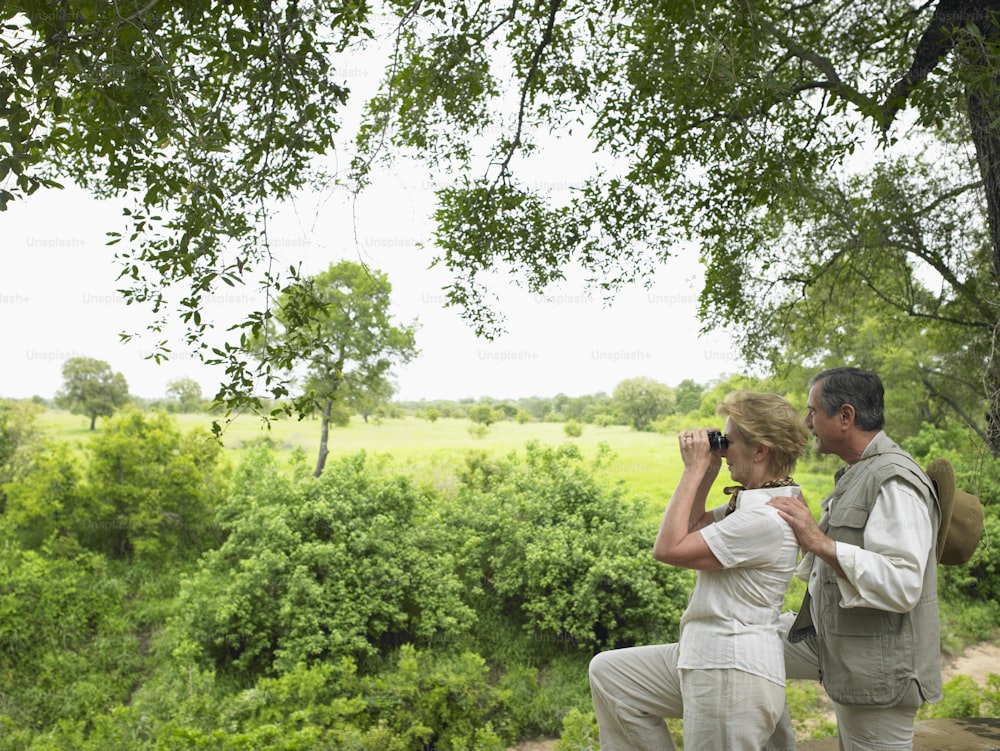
left=755, top=442, right=771, bottom=464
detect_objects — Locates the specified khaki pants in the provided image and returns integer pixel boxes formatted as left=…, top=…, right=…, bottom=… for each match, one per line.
left=765, top=612, right=923, bottom=751
left=589, top=642, right=788, bottom=750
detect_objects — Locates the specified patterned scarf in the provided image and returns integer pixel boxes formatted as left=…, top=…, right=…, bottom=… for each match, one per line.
left=723, top=477, right=795, bottom=517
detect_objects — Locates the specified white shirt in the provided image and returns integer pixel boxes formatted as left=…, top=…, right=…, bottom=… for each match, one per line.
left=677, top=486, right=801, bottom=686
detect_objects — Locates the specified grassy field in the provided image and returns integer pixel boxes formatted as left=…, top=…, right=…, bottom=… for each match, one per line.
left=36, top=407, right=836, bottom=519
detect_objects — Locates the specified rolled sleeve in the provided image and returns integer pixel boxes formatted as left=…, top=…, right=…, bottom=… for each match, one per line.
left=833, top=479, right=931, bottom=612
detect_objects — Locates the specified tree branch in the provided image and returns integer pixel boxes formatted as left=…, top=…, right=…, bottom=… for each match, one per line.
left=754, top=13, right=882, bottom=122
left=478, top=0, right=520, bottom=42
left=920, top=368, right=995, bottom=450
left=880, top=0, right=978, bottom=131
left=912, top=179, right=985, bottom=218
left=494, top=0, right=562, bottom=181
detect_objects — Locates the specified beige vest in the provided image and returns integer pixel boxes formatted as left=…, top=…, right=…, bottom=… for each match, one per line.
left=789, top=433, right=942, bottom=706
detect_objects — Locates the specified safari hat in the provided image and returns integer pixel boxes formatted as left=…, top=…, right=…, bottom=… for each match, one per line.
left=926, top=457, right=984, bottom=566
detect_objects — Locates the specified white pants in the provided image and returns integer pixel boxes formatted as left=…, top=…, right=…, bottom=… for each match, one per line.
left=764, top=612, right=923, bottom=751
left=589, top=642, right=788, bottom=750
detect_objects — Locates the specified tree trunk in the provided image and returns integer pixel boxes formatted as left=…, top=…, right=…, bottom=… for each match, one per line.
left=314, top=397, right=332, bottom=477
left=965, top=11, right=1000, bottom=456
left=89, top=414, right=97, bottom=431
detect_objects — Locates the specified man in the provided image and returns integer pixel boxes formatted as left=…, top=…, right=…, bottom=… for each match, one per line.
left=767, top=367, right=942, bottom=750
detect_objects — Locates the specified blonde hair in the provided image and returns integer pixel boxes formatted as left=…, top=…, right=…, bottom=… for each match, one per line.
left=717, top=390, right=809, bottom=477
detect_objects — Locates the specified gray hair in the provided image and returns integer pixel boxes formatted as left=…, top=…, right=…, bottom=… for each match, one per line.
left=809, top=367, right=885, bottom=432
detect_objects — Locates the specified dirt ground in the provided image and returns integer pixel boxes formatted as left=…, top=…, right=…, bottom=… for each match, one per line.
left=943, top=642, right=1000, bottom=685
left=505, top=641, right=1000, bottom=751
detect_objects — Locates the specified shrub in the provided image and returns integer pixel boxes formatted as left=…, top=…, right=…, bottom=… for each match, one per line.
left=0, top=545, right=139, bottom=730
left=554, top=707, right=600, bottom=751
left=81, top=409, right=227, bottom=562
left=174, top=449, right=476, bottom=676
left=444, top=441, right=692, bottom=662
left=2, top=440, right=90, bottom=552
left=112, top=646, right=511, bottom=750
left=920, top=675, right=987, bottom=719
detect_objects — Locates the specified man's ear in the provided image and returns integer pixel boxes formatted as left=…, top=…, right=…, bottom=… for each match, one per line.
left=839, top=403, right=856, bottom=427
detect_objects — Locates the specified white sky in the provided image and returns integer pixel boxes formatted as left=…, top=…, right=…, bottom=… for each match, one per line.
left=0, top=29, right=742, bottom=404
left=1, top=176, right=741, bottom=403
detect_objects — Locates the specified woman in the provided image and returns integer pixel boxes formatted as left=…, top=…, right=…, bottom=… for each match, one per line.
left=589, top=390, right=809, bottom=750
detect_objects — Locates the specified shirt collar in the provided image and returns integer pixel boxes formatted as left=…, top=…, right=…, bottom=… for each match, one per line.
left=738, top=484, right=800, bottom=510
left=860, top=430, right=887, bottom=458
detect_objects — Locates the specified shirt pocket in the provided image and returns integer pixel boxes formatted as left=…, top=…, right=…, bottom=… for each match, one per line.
left=825, top=503, right=870, bottom=534
left=825, top=596, right=901, bottom=636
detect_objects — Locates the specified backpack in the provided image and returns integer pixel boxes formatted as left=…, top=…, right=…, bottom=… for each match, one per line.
left=925, top=458, right=985, bottom=566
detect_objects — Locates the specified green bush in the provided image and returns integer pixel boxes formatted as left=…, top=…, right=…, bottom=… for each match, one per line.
left=939, top=596, right=1000, bottom=654
left=0, top=398, right=43, bottom=499
left=944, top=504, right=1000, bottom=603
left=554, top=707, right=600, bottom=750
left=444, top=441, right=692, bottom=661
left=360, top=646, right=507, bottom=750
left=918, top=674, right=999, bottom=720
left=88, top=644, right=512, bottom=750
left=81, top=409, right=227, bottom=562
left=174, top=448, right=476, bottom=676
left=2, top=440, right=90, bottom=552
left=0, top=545, right=140, bottom=731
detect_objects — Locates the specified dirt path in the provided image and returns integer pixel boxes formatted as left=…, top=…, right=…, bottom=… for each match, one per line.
left=943, top=642, right=1000, bottom=685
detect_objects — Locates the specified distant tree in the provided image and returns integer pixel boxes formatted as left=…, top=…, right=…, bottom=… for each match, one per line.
left=265, top=261, right=418, bottom=477
left=165, top=377, right=203, bottom=413
left=564, top=419, right=583, bottom=438
left=575, top=392, right=613, bottom=423
left=674, top=379, right=705, bottom=416
left=468, top=405, right=496, bottom=426
left=424, top=407, right=441, bottom=423
left=54, top=357, right=129, bottom=430
left=494, top=403, right=518, bottom=420
left=613, top=377, right=675, bottom=431
left=560, top=396, right=585, bottom=422
left=552, top=393, right=571, bottom=418
left=520, top=396, right=552, bottom=421
left=345, top=377, right=395, bottom=424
